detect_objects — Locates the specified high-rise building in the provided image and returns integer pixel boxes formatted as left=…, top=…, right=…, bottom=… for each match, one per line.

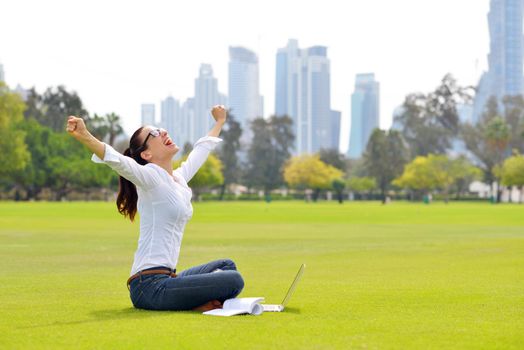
left=228, top=47, right=263, bottom=142
left=180, top=98, right=195, bottom=148
left=194, top=64, right=222, bottom=140
left=348, top=73, right=380, bottom=159
left=141, top=103, right=156, bottom=126
left=473, top=0, right=524, bottom=122
left=330, top=110, right=341, bottom=151
left=275, top=39, right=332, bottom=154
left=161, top=96, right=181, bottom=143
left=0, top=63, right=4, bottom=82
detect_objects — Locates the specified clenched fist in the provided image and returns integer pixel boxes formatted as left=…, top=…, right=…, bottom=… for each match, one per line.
left=211, top=105, right=227, bottom=124
left=66, top=116, right=89, bottom=139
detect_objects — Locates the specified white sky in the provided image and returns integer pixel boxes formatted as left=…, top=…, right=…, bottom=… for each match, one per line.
left=1, top=0, right=490, bottom=153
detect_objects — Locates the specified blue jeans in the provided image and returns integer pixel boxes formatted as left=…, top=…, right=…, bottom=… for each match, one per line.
left=129, top=259, right=244, bottom=310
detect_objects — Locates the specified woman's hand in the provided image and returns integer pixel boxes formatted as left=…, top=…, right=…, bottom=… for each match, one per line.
left=66, top=116, right=90, bottom=140
left=211, top=105, right=227, bottom=124
left=66, top=115, right=105, bottom=159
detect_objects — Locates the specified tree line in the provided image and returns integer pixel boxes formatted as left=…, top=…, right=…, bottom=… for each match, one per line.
left=2, top=75, right=524, bottom=203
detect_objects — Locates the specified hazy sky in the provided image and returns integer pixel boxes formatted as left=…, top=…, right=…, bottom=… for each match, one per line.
left=1, top=0, right=490, bottom=152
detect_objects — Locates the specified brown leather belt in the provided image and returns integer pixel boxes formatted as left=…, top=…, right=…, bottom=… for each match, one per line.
left=127, top=269, right=177, bottom=290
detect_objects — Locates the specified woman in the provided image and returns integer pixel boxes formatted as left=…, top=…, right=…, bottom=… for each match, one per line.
left=66, top=105, right=244, bottom=311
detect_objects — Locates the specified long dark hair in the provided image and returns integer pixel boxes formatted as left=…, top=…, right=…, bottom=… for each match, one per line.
left=117, top=126, right=148, bottom=222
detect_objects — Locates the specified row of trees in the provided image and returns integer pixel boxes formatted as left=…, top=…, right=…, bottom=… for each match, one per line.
left=2, top=73, right=524, bottom=203
left=374, top=74, right=524, bottom=203
left=0, top=83, right=124, bottom=200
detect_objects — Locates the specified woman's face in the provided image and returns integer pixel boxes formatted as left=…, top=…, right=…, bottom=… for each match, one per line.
left=138, top=126, right=180, bottom=162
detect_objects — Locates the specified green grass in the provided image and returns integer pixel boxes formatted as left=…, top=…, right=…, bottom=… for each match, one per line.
left=0, top=201, right=523, bottom=349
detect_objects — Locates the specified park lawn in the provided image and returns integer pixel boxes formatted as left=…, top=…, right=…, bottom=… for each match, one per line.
left=0, top=201, right=523, bottom=349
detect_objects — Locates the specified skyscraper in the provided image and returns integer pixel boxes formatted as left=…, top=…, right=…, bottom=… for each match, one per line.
left=275, top=39, right=332, bottom=154
left=228, top=47, right=263, bottom=142
left=0, top=63, right=4, bottom=82
left=348, top=73, right=380, bottom=159
left=161, top=96, right=181, bottom=144
left=141, top=103, right=156, bottom=126
left=330, top=110, right=341, bottom=151
left=194, top=64, right=222, bottom=140
left=473, top=0, right=524, bottom=122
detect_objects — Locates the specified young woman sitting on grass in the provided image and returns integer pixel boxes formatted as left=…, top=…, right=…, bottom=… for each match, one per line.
left=66, top=105, right=244, bottom=311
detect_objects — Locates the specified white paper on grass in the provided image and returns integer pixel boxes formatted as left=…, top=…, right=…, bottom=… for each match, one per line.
left=203, top=297, right=265, bottom=316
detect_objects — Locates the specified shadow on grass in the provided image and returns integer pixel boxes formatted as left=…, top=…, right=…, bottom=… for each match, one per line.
left=19, top=307, right=198, bottom=329
left=20, top=306, right=301, bottom=329
left=281, top=307, right=301, bottom=314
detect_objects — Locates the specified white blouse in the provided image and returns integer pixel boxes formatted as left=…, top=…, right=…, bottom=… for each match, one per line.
left=92, top=136, right=222, bottom=276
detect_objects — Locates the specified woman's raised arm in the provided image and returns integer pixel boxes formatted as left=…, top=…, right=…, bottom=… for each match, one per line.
left=66, top=116, right=105, bottom=158
left=66, top=116, right=160, bottom=190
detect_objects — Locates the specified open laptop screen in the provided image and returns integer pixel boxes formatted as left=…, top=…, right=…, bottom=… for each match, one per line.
left=281, top=263, right=306, bottom=307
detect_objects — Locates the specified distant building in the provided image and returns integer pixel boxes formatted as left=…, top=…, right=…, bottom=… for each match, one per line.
left=275, top=39, right=332, bottom=154
left=473, top=0, right=524, bottom=122
left=0, top=63, right=4, bottom=82
left=194, top=64, right=223, bottom=140
left=348, top=73, right=380, bottom=159
left=228, top=46, right=263, bottom=143
left=180, top=97, right=195, bottom=148
left=14, top=84, right=29, bottom=101
left=330, top=110, right=341, bottom=151
left=161, top=96, right=181, bottom=144
left=141, top=103, right=156, bottom=126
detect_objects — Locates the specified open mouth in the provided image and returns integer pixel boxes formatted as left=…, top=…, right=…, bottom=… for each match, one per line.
left=164, top=137, right=174, bottom=146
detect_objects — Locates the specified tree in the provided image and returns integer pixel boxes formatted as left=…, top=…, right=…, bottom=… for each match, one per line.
left=363, top=129, right=409, bottom=203
left=47, top=132, right=115, bottom=200
left=393, top=154, right=481, bottom=202
left=0, top=82, right=30, bottom=179
left=173, top=153, right=224, bottom=201
left=501, top=154, right=524, bottom=203
left=245, top=116, right=294, bottom=198
left=318, top=148, right=347, bottom=171
left=332, top=179, right=346, bottom=204
left=394, top=74, right=471, bottom=157
left=450, top=156, right=482, bottom=200
left=23, top=85, right=88, bottom=132
left=501, top=95, right=524, bottom=153
left=393, top=156, right=438, bottom=200
left=346, top=177, right=376, bottom=200
left=216, top=114, right=242, bottom=199
left=462, top=94, right=524, bottom=202
left=86, top=112, right=125, bottom=147
left=283, top=154, right=343, bottom=201
left=11, top=119, right=53, bottom=199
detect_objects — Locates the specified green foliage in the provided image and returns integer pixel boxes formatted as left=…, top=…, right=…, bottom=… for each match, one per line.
left=461, top=95, right=522, bottom=202
left=394, top=154, right=482, bottom=201
left=87, top=112, right=124, bottom=146
left=283, top=154, right=343, bottom=190
left=318, top=148, right=347, bottom=171
left=501, top=154, right=524, bottom=187
left=0, top=82, right=30, bottom=178
left=173, top=153, right=224, bottom=199
left=24, top=85, right=88, bottom=132
left=363, top=128, right=409, bottom=201
left=10, top=116, right=116, bottom=200
left=216, top=113, right=242, bottom=187
left=394, top=74, right=471, bottom=157
left=346, top=177, right=376, bottom=193
left=245, top=115, right=294, bottom=195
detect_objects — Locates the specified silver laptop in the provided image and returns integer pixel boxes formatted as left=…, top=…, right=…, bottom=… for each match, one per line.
left=262, top=264, right=306, bottom=312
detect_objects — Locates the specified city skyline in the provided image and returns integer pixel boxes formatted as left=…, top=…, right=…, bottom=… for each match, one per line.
left=0, top=0, right=490, bottom=153
left=474, top=0, right=524, bottom=122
